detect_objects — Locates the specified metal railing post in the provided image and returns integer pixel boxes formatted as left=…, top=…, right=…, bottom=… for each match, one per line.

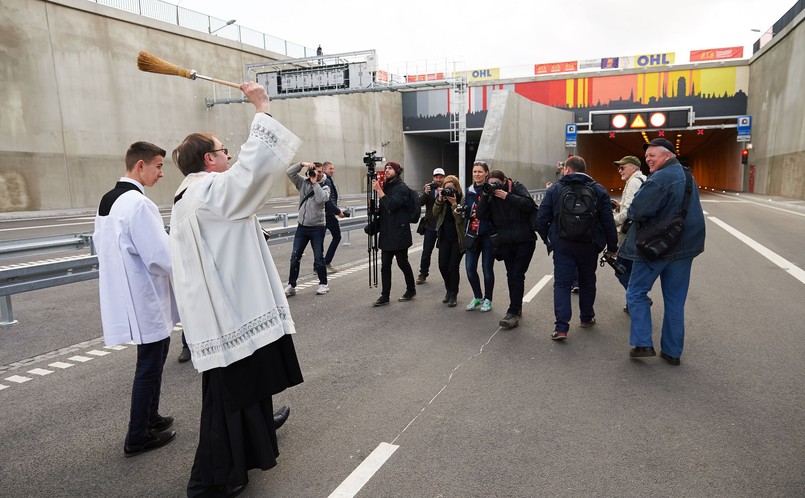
left=1, top=295, right=18, bottom=327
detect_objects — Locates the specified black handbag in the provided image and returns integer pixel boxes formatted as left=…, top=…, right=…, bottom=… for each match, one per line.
left=634, top=168, right=693, bottom=260
left=416, top=216, right=426, bottom=235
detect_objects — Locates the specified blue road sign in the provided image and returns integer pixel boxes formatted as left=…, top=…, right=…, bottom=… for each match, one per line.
left=737, top=115, right=752, bottom=136
left=565, top=124, right=577, bottom=147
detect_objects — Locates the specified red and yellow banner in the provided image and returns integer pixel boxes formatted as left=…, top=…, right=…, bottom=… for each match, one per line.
left=535, top=61, right=578, bottom=75
left=690, top=46, right=744, bottom=62
left=406, top=73, right=444, bottom=82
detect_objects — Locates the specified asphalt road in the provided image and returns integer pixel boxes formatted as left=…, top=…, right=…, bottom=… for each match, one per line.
left=1, top=191, right=804, bottom=497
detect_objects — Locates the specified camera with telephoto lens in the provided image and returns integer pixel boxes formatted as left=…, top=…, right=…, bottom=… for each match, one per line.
left=441, top=186, right=456, bottom=198
left=307, top=168, right=317, bottom=178
left=600, top=252, right=627, bottom=276
left=482, top=181, right=501, bottom=194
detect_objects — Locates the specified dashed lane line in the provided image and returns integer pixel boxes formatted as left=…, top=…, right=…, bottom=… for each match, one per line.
left=28, top=368, right=54, bottom=376
left=68, top=355, right=93, bottom=363
left=49, top=362, right=75, bottom=369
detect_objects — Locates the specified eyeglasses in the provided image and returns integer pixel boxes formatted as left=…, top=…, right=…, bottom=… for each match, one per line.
left=209, top=148, right=228, bottom=156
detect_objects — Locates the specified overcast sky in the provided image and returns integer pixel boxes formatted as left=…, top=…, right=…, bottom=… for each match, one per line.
left=177, top=0, right=795, bottom=76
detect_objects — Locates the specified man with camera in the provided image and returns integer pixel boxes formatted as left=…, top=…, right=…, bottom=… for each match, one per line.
left=619, top=138, right=705, bottom=366
left=322, top=161, right=348, bottom=273
left=371, top=161, right=417, bottom=306
left=416, top=168, right=446, bottom=284
left=284, top=161, right=331, bottom=296
left=476, top=170, right=537, bottom=329
left=536, top=156, right=618, bottom=341
left=611, top=156, right=647, bottom=307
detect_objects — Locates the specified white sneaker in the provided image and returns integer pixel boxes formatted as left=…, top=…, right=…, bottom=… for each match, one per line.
left=316, top=284, right=329, bottom=295
left=284, top=284, right=296, bottom=297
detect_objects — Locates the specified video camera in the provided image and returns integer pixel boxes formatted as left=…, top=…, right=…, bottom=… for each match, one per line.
left=363, top=151, right=384, bottom=173
left=600, top=252, right=626, bottom=276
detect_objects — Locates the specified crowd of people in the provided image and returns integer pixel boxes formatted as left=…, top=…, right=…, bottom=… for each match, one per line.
left=93, top=80, right=704, bottom=496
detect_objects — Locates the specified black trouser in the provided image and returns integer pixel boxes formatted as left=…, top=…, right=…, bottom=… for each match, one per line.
left=324, top=215, right=341, bottom=265
left=438, top=237, right=463, bottom=295
left=381, top=249, right=415, bottom=297
left=127, top=337, right=170, bottom=444
left=418, top=229, right=438, bottom=276
left=497, top=240, right=536, bottom=315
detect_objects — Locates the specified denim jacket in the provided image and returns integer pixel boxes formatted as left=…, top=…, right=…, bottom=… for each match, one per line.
left=619, top=158, right=706, bottom=261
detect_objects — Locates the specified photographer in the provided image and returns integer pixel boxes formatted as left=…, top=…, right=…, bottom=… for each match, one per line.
left=463, top=161, right=495, bottom=312
left=476, top=169, right=537, bottom=329
left=611, top=156, right=647, bottom=310
left=432, top=176, right=466, bottom=307
left=416, top=168, right=446, bottom=284
left=371, top=162, right=417, bottom=306
left=322, top=161, right=348, bottom=272
left=284, top=161, right=331, bottom=296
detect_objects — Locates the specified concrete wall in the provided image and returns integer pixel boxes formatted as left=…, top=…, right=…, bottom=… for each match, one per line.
left=0, top=0, right=402, bottom=212
left=477, top=90, right=574, bottom=188
left=747, top=9, right=805, bottom=200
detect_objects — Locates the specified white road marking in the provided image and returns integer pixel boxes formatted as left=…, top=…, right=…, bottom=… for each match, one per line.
left=0, top=384, right=8, bottom=391
left=5, top=375, right=32, bottom=383
left=328, top=442, right=399, bottom=498
left=68, top=355, right=93, bottom=363
left=49, top=362, right=74, bottom=369
left=709, top=216, right=805, bottom=285
left=28, top=368, right=54, bottom=376
left=710, top=193, right=805, bottom=218
left=523, top=274, right=553, bottom=303
left=104, top=345, right=127, bottom=350
left=85, top=350, right=110, bottom=356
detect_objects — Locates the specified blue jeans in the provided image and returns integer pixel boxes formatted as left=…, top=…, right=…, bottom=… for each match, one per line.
left=127, top=337, right=170, bottom=444
left=289, top=225, right=327, bottom=286
left=324, top=215, right=341, bottom=265
left=465, top=234, right=495, bottom=301
left=552, top=243, right=599, bottom=332
left=626, top=257, right=694, bottom=358
left=497, top=240, right=536, bottom=315
left=418, top=229, right=438, bottom=276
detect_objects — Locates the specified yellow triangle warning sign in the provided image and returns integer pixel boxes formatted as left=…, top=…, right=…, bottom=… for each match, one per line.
left=630, top=114, right=647, bottom=128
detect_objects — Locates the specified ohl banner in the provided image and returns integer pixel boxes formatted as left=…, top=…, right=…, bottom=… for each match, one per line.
left=535, top=61, right=578, bottom=75
left=458, top=68, right=501, bottom=82
left=620, top=53, right=675, bottom=69
left=690, top=46, right=744, bottom=62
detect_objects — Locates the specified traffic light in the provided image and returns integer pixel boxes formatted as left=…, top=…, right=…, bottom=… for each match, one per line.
left=590, top=107, right=692, bottom=131
left=741, top=149, right=749, bottom=166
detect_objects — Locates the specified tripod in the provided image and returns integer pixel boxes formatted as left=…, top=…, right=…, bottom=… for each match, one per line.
left=366, top=167, right=379, bottom=288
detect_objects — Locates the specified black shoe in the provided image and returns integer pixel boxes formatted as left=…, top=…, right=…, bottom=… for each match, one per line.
left=149, top=415, right=174, bottom=432
left=274, top=405, right=290, bottom=429
left=398, top=291, right=416, bottom=302
left=124, top=429, right=176, bottom=457
left=373, top=296, right=389, bottom=307
left=442, top=292, right=450, bottom=303
left=416, top=274, right=427, bottom=284
left=499, top=313, right=520, bottom=329
left=178, top=347, right=191, bottom=363
left=195, top=482, right=248, bottom=498
left=629, top=346, right=657, bottom=358
left=660, top=351, right=681, bottom=366
left=447, top=294, right=457, bottom=307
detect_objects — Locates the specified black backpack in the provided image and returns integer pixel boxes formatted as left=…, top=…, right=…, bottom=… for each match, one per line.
left=406, top=185, right=423, bottom=224
left=557, top=180, right=597, bottom=242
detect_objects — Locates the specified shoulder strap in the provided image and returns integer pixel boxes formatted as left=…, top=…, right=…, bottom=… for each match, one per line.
left=299, top=189, right=315, bottom=208
left=173, top=188, right=187, bottom=205
left=680, top=168, right=693, bottom=219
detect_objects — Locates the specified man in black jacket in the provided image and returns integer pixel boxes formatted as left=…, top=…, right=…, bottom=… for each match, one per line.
left=371, top=162, right=416, bottom=306
left=477, top=169, right=537, bottom=329
left=535, top=156, right=618, bottom=340
left=322, top=161, right=346, bottom=272
left=416, top=167, right=446, bottom=284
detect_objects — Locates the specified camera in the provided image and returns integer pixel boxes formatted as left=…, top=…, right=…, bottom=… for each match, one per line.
left=427, top=182, right=439, bottom=192
left=307, top=168, right=317, bottom=178
left=600, top=252, right=627, bottom=276
left=441, top=186, right=456, bottom=198
left=482, top=182, right=501, bottom=194
left=363, top=150, right=384, bottom=173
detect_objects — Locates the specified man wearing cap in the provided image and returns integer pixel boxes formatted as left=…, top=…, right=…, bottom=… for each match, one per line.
left=371, top=161, right=417, bottom=306
left=619, top=138, right=705, bottom=366
left=612, top=156, right=647, bottom=298
left=416, top=168, right=446, bottom=284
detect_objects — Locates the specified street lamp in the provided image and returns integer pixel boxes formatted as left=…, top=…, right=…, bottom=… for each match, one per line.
left=209, top=19, right=236, bottom=35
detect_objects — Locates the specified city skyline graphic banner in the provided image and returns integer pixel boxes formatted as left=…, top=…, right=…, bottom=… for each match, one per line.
left=403, top=66, right=748, bottom=131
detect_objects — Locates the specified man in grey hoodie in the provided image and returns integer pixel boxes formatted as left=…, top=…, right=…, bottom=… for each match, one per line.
left=284, top=161, right=331, bottom=296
